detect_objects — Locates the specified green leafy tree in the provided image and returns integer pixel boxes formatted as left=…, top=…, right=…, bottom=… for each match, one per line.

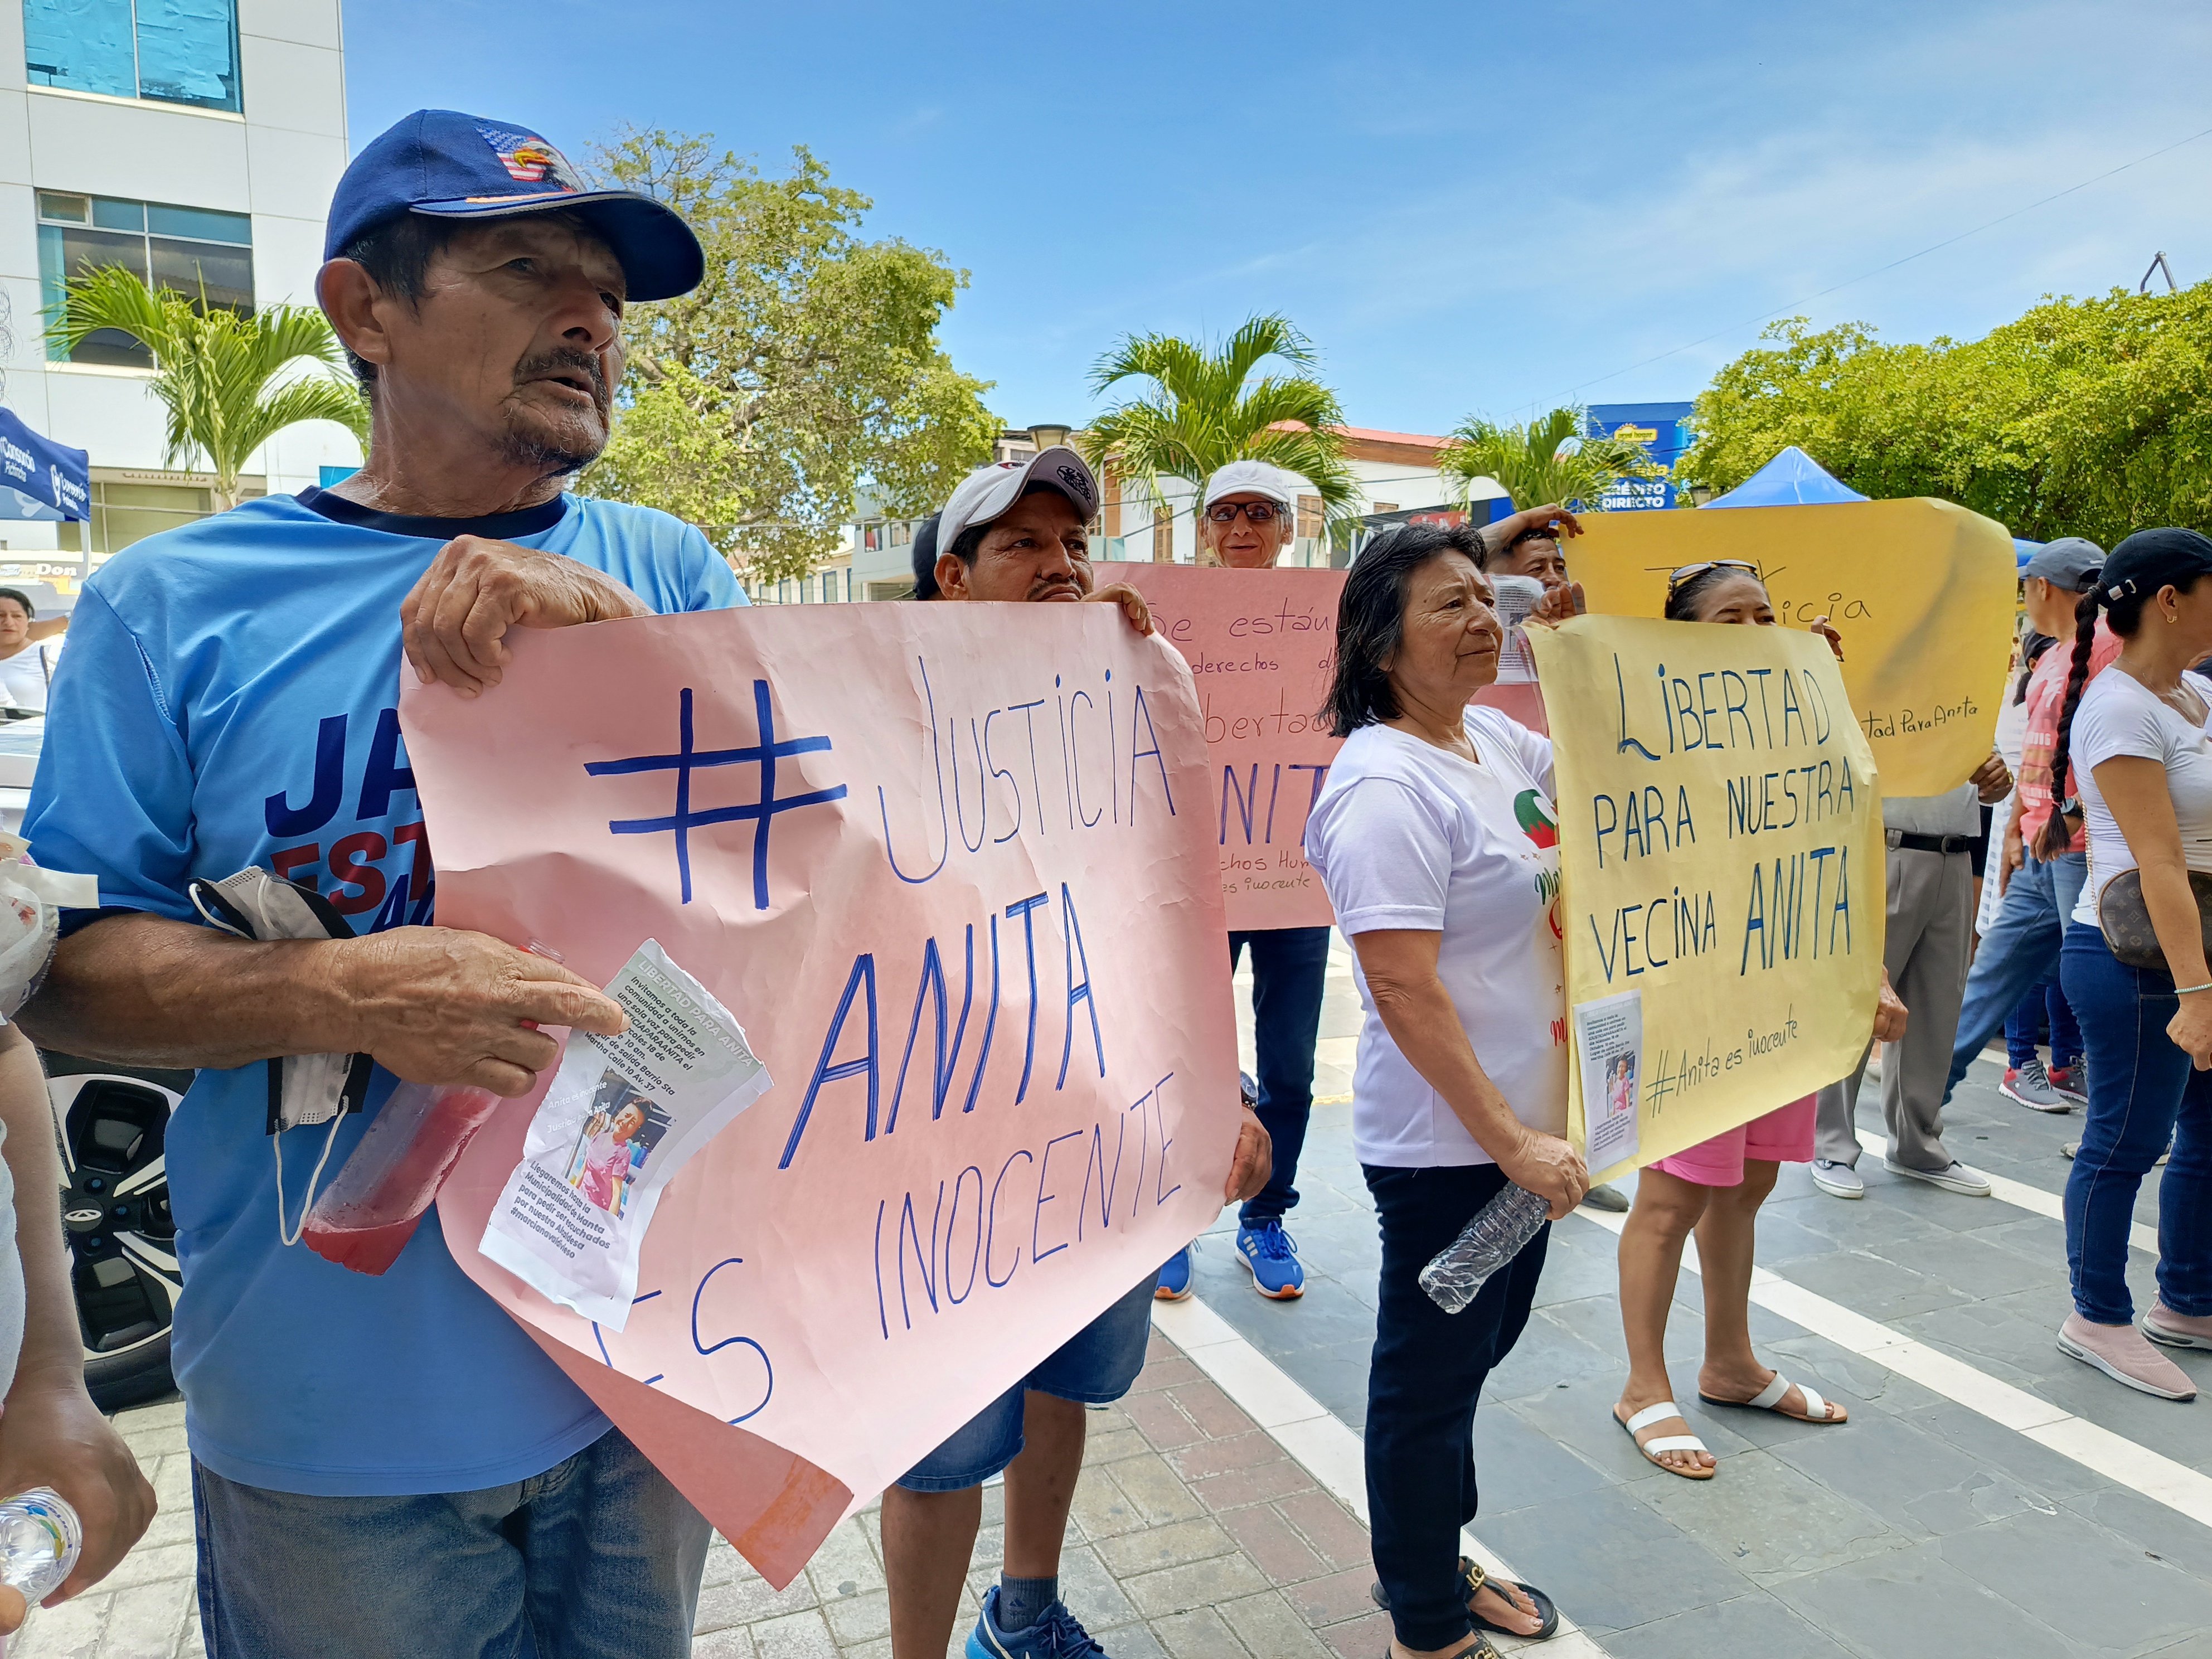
left=583, top=132, right=1000, bottom=583
left=1675, top=285, right=2212, bottom=542
left=50, top=265, right=367, bottom=510
left=1078, top=316, right=1360, bottom=555
left=1437, top=406, right=1661, bottom=514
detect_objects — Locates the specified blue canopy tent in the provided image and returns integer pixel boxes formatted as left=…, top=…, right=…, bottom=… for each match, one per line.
left=0, top=406, right=89, bottom=526
left=1700, top=445, right=1867, bottom=510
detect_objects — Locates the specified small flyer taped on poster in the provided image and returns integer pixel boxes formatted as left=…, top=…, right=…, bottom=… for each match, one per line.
left=479, top=939, right=771, bottom=1327
left=1575, top=988, right=1643, bottom=1171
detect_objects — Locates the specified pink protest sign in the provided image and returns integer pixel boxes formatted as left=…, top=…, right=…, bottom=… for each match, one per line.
left=1116, top=566, right=1343, bottom=930
left=404, top=602, right=1239, bottom=1584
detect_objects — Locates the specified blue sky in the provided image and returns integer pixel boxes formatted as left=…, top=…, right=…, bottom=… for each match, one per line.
left=342, top=1, right=2212, bottom=439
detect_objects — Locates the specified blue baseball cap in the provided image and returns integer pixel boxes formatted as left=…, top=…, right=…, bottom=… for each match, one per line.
left=324, top=110, right=705, bottom=302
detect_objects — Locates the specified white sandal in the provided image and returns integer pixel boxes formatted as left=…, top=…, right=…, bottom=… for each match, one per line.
left=1618, top=1400, right=1714, bottom=1479
left=1699, top=1371, right=1846, bottom=1423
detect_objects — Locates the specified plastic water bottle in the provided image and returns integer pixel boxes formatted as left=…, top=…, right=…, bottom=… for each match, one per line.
left=1418, top=1184, right=1551, bottom=1313
left=0, top=1487, right=81, bottom=1652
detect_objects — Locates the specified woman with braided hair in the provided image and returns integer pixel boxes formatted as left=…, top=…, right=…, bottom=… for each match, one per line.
left=2044, top=528, right=2212, bottom=1400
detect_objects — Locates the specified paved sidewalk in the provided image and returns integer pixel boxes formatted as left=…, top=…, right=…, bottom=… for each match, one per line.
left=27, top=1326, right=1389, bottom=1659
left=692, top=1322, right=1389, bottom=1658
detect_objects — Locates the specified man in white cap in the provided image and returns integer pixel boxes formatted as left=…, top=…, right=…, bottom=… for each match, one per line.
left=1154, top=459, right=1332, bottom=1302
left=881, top=445, right=1272, bottom=1659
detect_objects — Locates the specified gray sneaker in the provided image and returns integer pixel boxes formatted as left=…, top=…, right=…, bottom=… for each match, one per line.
left=1884, top=1157, right=1993, bottom=1196
left=1811, top=1158, right=1864, bottom=1198
left=1581, top=1183, right=1631, bottom=1213
left=2047, top=1060, right=2088, bottom=1105
left=2001, top=1058, right=2072, bottom=1113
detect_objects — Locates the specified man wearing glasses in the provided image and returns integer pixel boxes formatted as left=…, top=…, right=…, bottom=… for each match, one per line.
left=1156, top=460, right=1327, bottom=1301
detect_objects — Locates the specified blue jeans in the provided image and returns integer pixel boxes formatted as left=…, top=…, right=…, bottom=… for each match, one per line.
left=895, top=1272, right=1159, bottom=1491
left=193, top=1427, right=709, bottom=1659
left=2058, top=922, right=2212, bottom=1325
left=2005, top=962, right=2082, bottom=1070
left=1229, top=926, right=1332, bottom=1226
left=1362, top=1163, right=1548, bottom=1653
left=1944, top=851, right=2088, bottom=1102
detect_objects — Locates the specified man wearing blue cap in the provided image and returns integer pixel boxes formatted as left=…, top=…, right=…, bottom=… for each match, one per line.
left=20, top=111, right=738, bottom=1656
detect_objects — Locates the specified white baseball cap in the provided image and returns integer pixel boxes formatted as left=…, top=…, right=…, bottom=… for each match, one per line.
left=937, top=447, right=1100, bottom=555
left=1202, top=459, right=1301, bottom=511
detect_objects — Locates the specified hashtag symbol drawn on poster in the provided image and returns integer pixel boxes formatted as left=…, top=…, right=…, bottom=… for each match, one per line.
left=587, top=682, right=848, bottom=908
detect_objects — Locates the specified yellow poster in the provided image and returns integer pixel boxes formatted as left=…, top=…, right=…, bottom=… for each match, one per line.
left=1566, top=499, right=2014, bottom=798
left=1526, top=615, right=1886, bottom=1182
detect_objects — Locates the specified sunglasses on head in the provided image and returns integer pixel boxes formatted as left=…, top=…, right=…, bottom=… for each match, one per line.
left=1666, top=559, right=1760, bottom=589
left=1206, top=501, right=1285, bottom=525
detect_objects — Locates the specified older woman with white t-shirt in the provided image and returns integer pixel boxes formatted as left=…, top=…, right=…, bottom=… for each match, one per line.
left=1306, top=523, right=1585, bottom=1659
left=2040, top=528, right=2212, bottom=1401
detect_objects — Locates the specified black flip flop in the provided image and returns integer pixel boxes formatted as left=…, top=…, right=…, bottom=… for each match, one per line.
left=1370, top=1555, right=1561, bottom=1641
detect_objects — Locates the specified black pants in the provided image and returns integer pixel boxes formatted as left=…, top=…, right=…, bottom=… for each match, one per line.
left=1363, top=1163, right=1549, bottom=1652
left=1228, top=926, right=1332, bottom=1225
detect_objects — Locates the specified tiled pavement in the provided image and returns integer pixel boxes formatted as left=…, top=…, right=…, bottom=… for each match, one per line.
left=25, top=935, right=2212, bottom=1657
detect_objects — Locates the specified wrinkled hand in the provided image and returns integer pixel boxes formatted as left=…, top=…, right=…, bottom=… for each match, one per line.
left=1873, top=968, right=1909, bottom=1044
left=401, top=535, right=652, bottom=697
left=1530, top=581, right=1587, bottom=624
left=1810, top=615, right=1845, bottom=661
left=1224, top=1104, right=1272, bottom=1203
left=1088, top=582, right=1155, bottom=636
left=1498, top=1129, right=1588, bottom=1221
left=1971, top=751, right=2014, bottom=804
left=328, top=927, right=627, bottom=1094
left=0, top=1372, right=155, bottom=1605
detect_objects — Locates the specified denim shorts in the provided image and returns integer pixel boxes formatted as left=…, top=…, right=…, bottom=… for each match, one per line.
left=895, top=1271, right=1160, bottom=1492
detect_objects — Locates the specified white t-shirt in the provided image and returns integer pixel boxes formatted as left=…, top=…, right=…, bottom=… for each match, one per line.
left=2069, top=667, right=2212, bottom=927
left=1304, top=708, right=1568, bottom=1167
left=0, top=645, right=52, bottom=711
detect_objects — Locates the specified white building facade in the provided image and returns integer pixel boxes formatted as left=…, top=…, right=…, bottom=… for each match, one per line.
left=0, top=0, right=356, bottom=589
left=765, top=423, right=1506, bottom=606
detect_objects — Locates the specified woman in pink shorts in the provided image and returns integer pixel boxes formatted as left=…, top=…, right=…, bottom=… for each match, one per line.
left=1610, top=561, right=1905, bottom=1480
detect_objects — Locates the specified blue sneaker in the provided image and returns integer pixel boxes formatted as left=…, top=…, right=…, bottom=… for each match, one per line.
left=1236, top=1220, right=1304, bottom=1299
left=966, top=1587, right=1112, bottom=1657
left=1154, top=1245, right=1195, bottom=1301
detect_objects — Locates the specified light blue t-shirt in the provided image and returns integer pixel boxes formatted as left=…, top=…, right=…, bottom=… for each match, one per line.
left=25, top=487, right=743, bottom=1496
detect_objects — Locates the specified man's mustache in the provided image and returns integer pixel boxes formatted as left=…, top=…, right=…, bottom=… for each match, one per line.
left=514, top=349, right=608, bottom=406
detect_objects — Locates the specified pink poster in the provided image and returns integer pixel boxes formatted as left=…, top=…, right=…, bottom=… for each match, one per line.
left=1116, top=566, right=1344, bottom=930
left=404, top=603, right=1240, bottom=1584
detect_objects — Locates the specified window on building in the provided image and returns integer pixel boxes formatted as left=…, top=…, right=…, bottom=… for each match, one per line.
left=1297, top=495, right=1323, bottom=540
left=890, top=521, right=910, bottom=547
left=1372, top=502, right=1398, bottom=515
left=56, top=472, right=263, bottom=561
left=1151, top=505, right=1173, bottom=562
left=37, top=191, right=253, bottom=366
left=24, top=0, right=242, bottom=113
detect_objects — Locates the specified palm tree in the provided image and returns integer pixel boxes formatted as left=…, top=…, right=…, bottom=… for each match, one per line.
left=1438, top=407, right=1662, bottom=514
left=50, top=265, right=368, bottom=510
left=1079, top=316, right=1360, bottom=557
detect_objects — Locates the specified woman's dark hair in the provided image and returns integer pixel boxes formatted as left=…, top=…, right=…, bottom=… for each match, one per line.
left=0, top=588, right=33, bottom=619
left=1322, top=522, right=1489, bottom=736
left=2039, top=527, right=2212, bottom=858
left=2014, top=631, right=2055, bottom=705
left=1663, top=564, right=1765, bottom=622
